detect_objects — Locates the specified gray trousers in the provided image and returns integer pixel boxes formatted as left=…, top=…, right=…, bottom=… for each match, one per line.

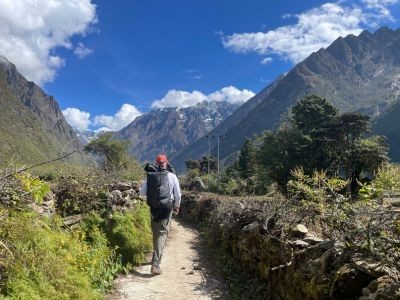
left=151, top=211, right=172, bottom=267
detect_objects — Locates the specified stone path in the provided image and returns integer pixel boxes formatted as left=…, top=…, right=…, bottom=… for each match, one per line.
left=108, top=219, right=229, bottom=300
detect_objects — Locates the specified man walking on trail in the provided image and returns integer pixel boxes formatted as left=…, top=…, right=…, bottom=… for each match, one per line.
left=140, top=154, right=181, bottom=275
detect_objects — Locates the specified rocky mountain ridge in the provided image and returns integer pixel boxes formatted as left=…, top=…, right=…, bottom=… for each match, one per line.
left=172, top=27, right=400, bottom=171
left=0, top=55, right=84, bottom=164
left=115, top=100, right=240, bottom=163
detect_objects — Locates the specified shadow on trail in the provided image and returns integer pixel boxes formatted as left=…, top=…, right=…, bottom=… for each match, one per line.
left=130, top=269, right=155, bottom=279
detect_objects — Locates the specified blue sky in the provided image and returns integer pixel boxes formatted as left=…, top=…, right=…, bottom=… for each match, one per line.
left=0, top=0, right=399, bottom=131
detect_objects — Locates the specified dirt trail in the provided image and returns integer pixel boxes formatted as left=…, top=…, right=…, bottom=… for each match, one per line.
left=108, top=219, right=229, bottom=300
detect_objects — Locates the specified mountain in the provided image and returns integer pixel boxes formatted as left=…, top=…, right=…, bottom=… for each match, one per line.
left=114, top=101, right=240, bottom=164
left=0, top=56, right=84, bottom=165
left=172, top=27, right=400, bottom=171
left=372, top=98, right=400, bottom=161
left=169, top=74, right=284, bottom=172
left=73, top=129, right=102, bottom=145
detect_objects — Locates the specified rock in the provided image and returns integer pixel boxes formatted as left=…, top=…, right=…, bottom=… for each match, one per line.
left=43, top=191, right=56, bottom=203
left=367, top=276, right=400, bottom=300
left=242, top=222, right=259, bottom=232
left=382, top=197, right=400, bottom=207
left=362, top=287, right=372, bottom=296
left=111, top=190, right=123, bottom=202
left=122, top=189, right=137, bottom=198
left=131, top=181, right=141, bottom=192
left=28, top=203, right=44, bottom=214
left=111, top=182, right=132, bottom=192
left=291, top=224, right=308, bottom=235
left=330, top=265, right=374, bottom=299
left=290, top=240, right=309, bottom=248
left=187, top=177, right=205, bottom=192
left=352, top=258, right=387, bottom=278
left=304, top=234, right=324, bottom=245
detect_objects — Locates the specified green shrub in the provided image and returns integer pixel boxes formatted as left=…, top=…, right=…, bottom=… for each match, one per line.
left=0, top=211, right=101, bottom=299
left=104, top=202, right=152, bottom=266
left=358, top=164, right=400, bottom=201
left=83, top=203, right=152, bottom=267
left=15, top=173, right=50, bottom=204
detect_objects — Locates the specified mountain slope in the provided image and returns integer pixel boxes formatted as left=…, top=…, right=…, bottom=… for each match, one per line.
left=0, top=56, right=84, bottom=164
left=172, top=27, right=400, bottom=171
left=372, top=98, right=400, bottom=161
left=169, top=74, right=284, bottom=171
left=115, top=101, right=239, bottom=164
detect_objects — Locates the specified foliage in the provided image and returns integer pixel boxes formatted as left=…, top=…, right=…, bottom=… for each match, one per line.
left=0, top=210, right=121, bottom=299
left=185, top=156, right=217, bottom=175
left=89, top=202, right=152, bottom=266
left=359, top=163, right=400, bottom=200
left=287, top=170, right=399, bottom=271
left=84, top=133, right=143, bottom=180
left=237, top=139, right=257, bottom=179
left=373, top=164, right=400, bottom=196
left=52, top=168, right=110, bottom=216
left=186, top=168, right=200, bottom=179
left=15, top=173, right=50, bottom=204
left=226, top=94, right=389, bottom=193
left=292, top=94, right=338, bottom=137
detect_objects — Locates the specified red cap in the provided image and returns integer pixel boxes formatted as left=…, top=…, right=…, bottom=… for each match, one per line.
left=156, top=154, right=168, bottom=163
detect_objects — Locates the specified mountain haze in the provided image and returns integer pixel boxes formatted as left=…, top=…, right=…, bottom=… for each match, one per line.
left=172, top=27, right=400, bottom=171
left=0, top=56, right=84, bottom=164
left=115, top=101, right=239, bottom=164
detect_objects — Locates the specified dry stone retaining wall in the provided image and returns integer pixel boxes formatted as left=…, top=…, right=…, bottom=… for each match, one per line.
left=179, top=192, right=400, bottom=300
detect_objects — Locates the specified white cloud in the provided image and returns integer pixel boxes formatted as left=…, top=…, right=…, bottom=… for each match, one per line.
left=222, top=1, right=399, bottom=64
left=94, top=104, right=142, bottom=131
left=151, top=86, right=255, bottom=109
left=261, top=57, right=273, bottom=65
left=74, top=42, right=93, bottom=59
left=151, top=90, right=207, bottom=109
left=208, top=86, right=255, bottom=104
left=62, top=107, right=91, bottom=131
left=362, top=0, right=399, bottom=20
left=0, top=0, right=97, bottom=85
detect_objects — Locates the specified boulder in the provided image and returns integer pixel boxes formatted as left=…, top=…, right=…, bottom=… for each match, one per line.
left=304, top=234, right=324, bottom=245
left=291, top=224, right=308, bottom=236
left=290, top=240, right=309, bottom=248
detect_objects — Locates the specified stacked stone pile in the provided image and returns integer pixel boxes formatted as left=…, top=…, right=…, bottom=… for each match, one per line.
left=106, top=181, right=143, bottom=211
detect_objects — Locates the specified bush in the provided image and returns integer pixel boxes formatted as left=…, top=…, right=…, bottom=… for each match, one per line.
left=83, top=202, right=152, bottom=267
left=52, top=168, right=110, bottom=216
left=15, top=173, right=50, bottom=204
left=0, top=211, right=105, bottom=299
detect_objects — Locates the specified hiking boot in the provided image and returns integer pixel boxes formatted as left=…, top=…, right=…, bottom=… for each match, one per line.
left=150, top=265, right=162, bottom=275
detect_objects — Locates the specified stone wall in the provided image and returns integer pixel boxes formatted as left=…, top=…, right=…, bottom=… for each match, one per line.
left=179, top=192, right=400, bottom=300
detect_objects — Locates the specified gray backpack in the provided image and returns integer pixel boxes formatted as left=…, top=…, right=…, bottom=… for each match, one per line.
left=146, top=171, right=173, bottom=220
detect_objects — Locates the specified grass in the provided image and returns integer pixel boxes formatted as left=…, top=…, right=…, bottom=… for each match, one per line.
left=0, top=201, right=152, bottom=298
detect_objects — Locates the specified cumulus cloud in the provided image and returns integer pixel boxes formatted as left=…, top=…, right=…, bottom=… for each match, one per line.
left=151, top=90, right=207, bottom=109
left=94, top=104, right=142, bottom=131
left=151, top=86, right=255, bottom=109
left=62, top=107, right=91, bottom=131
left=222, top=1, right=399, bottom=64
left=0, top=0, right=97, bottom=85
left=74, top=42, right=93, bottom=59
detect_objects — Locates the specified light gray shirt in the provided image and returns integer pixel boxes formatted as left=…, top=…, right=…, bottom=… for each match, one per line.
left=139, top=172, right=182, bottom=208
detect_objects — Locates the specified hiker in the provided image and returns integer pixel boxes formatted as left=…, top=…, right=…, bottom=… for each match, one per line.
left=139, top=154, right=181, bottom=275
